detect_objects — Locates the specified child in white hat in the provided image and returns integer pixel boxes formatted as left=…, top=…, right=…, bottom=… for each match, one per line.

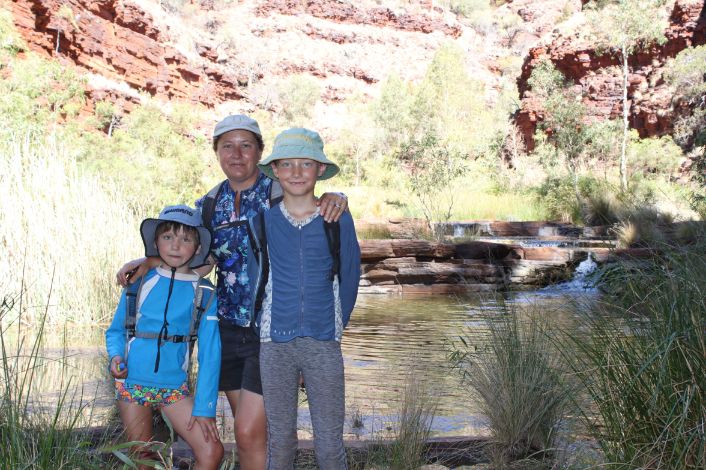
left=106, top=205, right=223, bottom=469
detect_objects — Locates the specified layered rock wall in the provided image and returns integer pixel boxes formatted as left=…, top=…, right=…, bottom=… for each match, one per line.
left=9, top=0, right=247, bottom=112
left=515, top=0, right=706, bottom=150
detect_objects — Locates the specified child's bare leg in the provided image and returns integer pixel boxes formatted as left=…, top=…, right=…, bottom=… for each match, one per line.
left=162, top=397, right=224, bottom=470
left=117, top=400, right=155, bottom=470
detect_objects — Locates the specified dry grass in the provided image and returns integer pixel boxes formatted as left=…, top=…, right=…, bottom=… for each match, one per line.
left=0, top=132, right=145, bottom=324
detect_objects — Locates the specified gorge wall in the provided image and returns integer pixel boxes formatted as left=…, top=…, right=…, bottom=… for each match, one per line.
left=514, top=0, right=706, bottom=151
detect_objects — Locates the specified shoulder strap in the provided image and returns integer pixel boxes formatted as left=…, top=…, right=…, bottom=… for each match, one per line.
left=190, top=277, right=215, bottom=342
left=324, top=220, right=341, bottom=282
left=246, top=211, right=269, bottom=328
left=124, top=275, right=146, bottom=340
left=201, top=183, right=222, bottom=232
left=269, top=180, right=283, bottom=207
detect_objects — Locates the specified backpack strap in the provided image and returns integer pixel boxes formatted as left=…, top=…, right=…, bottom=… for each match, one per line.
left=324, top=220, right=341, bottom=282
left=246, top=211, right=269, bottom=330
left=269, top=180, right=284, bottom=206
left=200, top=183, right=222, bottom=232
left=189, top=277, right=215, bottom=344
left=123, top=277, right=214, bottom=352
left=124, top=276, right=146, bottom=341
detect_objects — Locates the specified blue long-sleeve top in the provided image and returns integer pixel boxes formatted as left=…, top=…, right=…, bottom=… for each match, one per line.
left=105, top=267, right=221, bottom=417
left=246, top=203, right=361, bottom=343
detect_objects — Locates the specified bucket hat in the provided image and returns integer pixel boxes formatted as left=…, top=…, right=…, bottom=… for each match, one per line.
left=140, top=205, right=212, bottom=268
left=213, top=114, right=262, bottom=144
left=258, top=128, right=339, bottom=181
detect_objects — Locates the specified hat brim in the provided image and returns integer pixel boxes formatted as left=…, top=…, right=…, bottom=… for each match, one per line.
left=258, top=146, right=339, bottom=181
left=140, top=219, right=212, bottom=268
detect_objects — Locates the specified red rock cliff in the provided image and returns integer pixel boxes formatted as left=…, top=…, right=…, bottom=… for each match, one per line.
left=514, top=0, right=706, bottom=151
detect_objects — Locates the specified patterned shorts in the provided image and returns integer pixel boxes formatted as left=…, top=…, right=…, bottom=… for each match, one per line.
left=115, top=381, right=190, bottom=409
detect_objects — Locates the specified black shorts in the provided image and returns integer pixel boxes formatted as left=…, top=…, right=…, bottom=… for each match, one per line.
left=218, top=323, right=262, bottom=395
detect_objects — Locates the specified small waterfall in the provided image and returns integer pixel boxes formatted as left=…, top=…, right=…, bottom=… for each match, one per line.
left=561, top=252, right=598, bottom=290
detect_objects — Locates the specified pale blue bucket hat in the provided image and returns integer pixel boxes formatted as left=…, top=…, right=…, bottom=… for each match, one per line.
left=258, top=128, right=340, bottom=181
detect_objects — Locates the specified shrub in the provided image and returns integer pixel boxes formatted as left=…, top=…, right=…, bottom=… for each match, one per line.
left=395, top=133, right=468, bottom=236
left=277, top=74, right=320, bottom=127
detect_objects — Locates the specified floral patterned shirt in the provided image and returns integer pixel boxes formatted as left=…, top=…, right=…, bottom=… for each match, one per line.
left=196, top=172, right=274, bottom=327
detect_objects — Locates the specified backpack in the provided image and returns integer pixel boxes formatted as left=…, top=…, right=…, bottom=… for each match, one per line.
left=246, top=211, right=340, bottom=325
left=123, top=276, right=215, bottom=362
left=200, top=180, right=283, bottom=232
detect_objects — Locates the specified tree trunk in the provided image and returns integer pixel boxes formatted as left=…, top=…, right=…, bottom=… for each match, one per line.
left=620, top=44, right=629, bottom=193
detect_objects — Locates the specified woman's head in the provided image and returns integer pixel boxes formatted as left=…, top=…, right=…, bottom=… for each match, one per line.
left=213, top=115, right=264, bottom=189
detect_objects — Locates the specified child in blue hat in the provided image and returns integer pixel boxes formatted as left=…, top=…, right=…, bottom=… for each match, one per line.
left=247, top=128, right=361, bottom=469
left=105, top=205, right=223, bottom=469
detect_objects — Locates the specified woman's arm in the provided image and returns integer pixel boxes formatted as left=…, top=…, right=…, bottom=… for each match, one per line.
left=115, top=257, right=160, bottom=287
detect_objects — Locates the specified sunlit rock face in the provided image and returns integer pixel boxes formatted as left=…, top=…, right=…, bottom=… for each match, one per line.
left=515, top=0, right=706, bottom=151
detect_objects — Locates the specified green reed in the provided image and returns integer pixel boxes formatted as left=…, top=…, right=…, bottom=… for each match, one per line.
left=0, top=282, right=117, bottom=468
left=559, top=236, right=706, bottom=469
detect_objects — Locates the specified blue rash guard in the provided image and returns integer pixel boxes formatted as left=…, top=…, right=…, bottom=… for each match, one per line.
left=105, top=267, right=221, bottom=417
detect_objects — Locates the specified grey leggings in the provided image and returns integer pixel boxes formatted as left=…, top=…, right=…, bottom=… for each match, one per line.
left=260, top=337, right=347, bottom=470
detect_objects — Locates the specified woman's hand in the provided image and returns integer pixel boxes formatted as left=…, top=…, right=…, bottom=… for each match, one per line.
left=188, top=416, right=221, bottom=443
left=318, top=192, right=348, bottom=222
left=109, top=355, right=127, bottom=379
left=116, top=257, right=160, bottom=287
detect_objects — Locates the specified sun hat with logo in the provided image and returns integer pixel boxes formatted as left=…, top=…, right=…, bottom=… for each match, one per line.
left=258, top=127, right=340, bottom=181
left=140, top=205, right=212, bottom=268
left=212, top=114, right=262, bottom=148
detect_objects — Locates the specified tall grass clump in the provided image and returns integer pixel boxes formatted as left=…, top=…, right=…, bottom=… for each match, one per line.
left=0, top=287, right=112, bottom=468
left=449, top=306, right=574, bottom=469
left=365, top=371, right=437, bottom=469
left=0, top=132, right=144, bottom=324
left=562, top=238, right=706, bottom=469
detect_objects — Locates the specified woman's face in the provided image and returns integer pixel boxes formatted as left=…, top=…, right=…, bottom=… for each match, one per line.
left=215, top=129, right=263, bottom=190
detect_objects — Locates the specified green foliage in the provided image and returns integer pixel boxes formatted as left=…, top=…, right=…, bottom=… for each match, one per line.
left=628, top=134, right=681, bottom=177
left=0, top=53, right=86, bottom=138
left=445, top=0, right=490, bottom=18
left=692, top=147, right=706, bottom=218
left=535, top=176, right=618, bottom=224
left=0, top=299, right=114, bottom=468
left=586, top=0, right=668, bottom=53
left=527, top=58, right=564, bottom=99
left=372, top=73, right=415, bottom=152
left=395, top=133, right=468, bottom=235
left=583, top=118, right=622, bottom=163
left=412, top=43, right=493, bottom=155
left=0, top=8, right=25, bottom=56
left=563, top=241, right=706, bottom=468
left=277, top=74, right=320, bottom=126
left=365, top=373, right=436, bottom=470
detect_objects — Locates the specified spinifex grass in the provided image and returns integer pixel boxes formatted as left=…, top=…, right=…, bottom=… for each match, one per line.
left=560, top=237, right=706, bottom=469
left=449, top=304, right=575, bottom=469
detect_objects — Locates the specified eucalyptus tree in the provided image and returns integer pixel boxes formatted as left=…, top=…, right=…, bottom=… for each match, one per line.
left=586, top=0, right=668, bottom=192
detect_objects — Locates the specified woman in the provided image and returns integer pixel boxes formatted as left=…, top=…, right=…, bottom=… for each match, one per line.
left=117, top=115, right=348, bottom=470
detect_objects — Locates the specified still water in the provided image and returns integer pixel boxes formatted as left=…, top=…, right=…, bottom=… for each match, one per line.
left=18, top=288, right=592, bottom=441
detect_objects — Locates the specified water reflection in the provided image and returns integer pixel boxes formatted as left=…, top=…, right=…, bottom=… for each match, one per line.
left=6, top=290, right=592, bottom=440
